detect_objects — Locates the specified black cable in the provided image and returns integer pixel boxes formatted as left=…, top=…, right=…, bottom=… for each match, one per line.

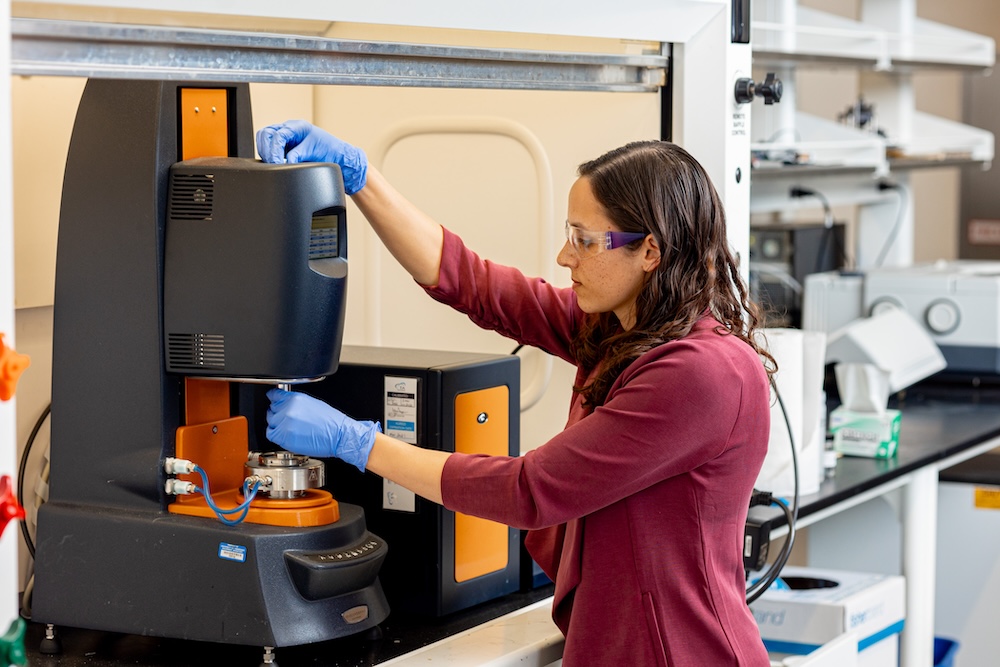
left=874, top=182, right=908, bottom=268
left=746, top=379, right=799, bottom=605
left=817, top=223, right=850, bottom=273
left=789, top=186, right=849, bottom=272
left=511, top=345, right=524, bottom=355
left=17, top=403, right=50, bottom=559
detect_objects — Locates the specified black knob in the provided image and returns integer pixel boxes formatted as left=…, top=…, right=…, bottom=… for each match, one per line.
left=734, top=77, right=756, bottom=104
left=757, top=72, right=783, bottom=105
left=733, top=72, right=783, bottom=105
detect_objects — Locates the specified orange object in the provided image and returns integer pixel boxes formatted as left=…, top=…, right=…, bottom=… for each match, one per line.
left=169, top=382, right=340, bottom=527
left=170, top=378, right=339, bottom=527
left=168, top=488, right=340, bottom=527
left=453, top=386, right=510, bottom=582
left=180, top=88, right=229, bottom=160
left=0, top=334, right=30, bottom=401
left=184, top=377, right=230, bottom=425
left=0, top=475, right=25, bottom=538
left=173, top=414, right=250, bottom=500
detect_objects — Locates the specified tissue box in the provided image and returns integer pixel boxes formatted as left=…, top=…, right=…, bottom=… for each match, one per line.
left=751, top=566, right=905, bottom=667
left=829, top=407, right=901, bottom=458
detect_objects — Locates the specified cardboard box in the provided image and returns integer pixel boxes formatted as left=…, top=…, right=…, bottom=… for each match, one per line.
left=769, top=630, right=858, bottom=666
left=751, top=567, right=905, bottom=667
left=829, top=407, right=901, bottom=458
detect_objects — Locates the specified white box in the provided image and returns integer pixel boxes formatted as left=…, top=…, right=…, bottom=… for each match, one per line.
left=751, top=567, right=905, bottom=667
left=769, top=631, right=858, bottom=667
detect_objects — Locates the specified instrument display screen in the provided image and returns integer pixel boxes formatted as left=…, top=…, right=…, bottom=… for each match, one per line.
left=309, top=214, right=339, bottom=260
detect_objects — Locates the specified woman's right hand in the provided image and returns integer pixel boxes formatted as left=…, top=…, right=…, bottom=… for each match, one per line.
left=265, top=388, right=381, bottom=472
left=255, top=120, right=368, bottom=195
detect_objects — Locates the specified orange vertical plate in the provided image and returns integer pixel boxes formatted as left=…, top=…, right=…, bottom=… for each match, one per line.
left=180, top=88, right=229, bottom=160
left=453, top=386, right=510, bottom=583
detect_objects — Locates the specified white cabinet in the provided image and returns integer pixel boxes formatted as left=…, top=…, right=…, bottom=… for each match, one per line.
left=749, top=0, right=995, bottom=269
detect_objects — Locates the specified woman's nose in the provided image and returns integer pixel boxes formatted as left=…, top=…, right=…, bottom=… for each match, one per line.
left=556, top=241, right=576, bottom=268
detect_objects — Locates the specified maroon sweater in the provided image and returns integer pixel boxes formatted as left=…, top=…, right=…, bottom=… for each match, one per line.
left=425, top=229, right=771, bottom=667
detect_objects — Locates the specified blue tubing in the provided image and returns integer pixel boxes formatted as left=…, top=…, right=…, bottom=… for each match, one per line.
left=192, top=466, right=261, bottom=525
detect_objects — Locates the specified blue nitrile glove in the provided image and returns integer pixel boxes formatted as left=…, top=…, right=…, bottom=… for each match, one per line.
left=265, top=388, right=381, bottom=472
left=255, top=120, right=368, bottom=195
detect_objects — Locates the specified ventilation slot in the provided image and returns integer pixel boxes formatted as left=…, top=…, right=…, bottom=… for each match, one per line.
left=169, top=174, right=215, bottom=220
left=168, top=333, right=226, bottom=370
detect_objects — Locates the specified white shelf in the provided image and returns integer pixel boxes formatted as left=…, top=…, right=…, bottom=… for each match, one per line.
left=751, top=110, right=994, bottom=177
left=753, top=7, right=886, bottom=69
left=891, top=18, right=996, bottom=70
left=748, top=2, right=995, bottom=269
left=892, top=111, right=994, bottom=162
left=751, top=111, right=887, bottom=171
left=752, top=7, right=995, bottom=72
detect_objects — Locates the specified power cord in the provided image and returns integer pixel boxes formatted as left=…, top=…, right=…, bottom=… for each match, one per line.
left=18, top=402, right=51, bottom=620
left=873, top=181, right=908, bottom=268
left=745, top=378, right=799, bottom=605
left=789, top=186, right=850, bottom=272
left=17, top=403, right=50, bottom=559
left=789, top=186, right=832, bottom=228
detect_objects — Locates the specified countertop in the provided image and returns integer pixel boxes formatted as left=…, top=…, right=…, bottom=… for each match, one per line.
left=761, top=379, right=1000, bottom=529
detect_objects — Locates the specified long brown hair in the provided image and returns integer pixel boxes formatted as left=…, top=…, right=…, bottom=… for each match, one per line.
left=572, top=141, right=776, bottom=406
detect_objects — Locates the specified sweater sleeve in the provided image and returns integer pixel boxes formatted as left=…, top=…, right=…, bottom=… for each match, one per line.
left=440, top=331, right=770, bottom=529
left=422, top=227, right=579, bottom=364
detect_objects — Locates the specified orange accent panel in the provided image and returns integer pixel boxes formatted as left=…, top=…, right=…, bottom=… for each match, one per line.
left=453, top=385, right=510, bottom=583
left=184, top=378, right=231, bottom=425
left=169, top=488, right=340, bottom=527
left=174, top=416, right=249, bottom=497
left=180, top=88, right=229, bottom=160
left=0, top=334, right=30, bottom=402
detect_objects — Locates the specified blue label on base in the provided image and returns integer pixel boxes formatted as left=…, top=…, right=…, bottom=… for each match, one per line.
left=218, top=542, right=247, bottom=563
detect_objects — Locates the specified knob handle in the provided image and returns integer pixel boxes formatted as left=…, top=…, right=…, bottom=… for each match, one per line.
left=758, top=72, right=783, bottom=105
left=734, top=72, right=784, bottom=105
left=734, top=77, right=756, bottom=104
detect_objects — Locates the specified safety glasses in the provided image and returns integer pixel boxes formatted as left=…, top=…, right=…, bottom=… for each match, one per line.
left=564, top=221, right=647, bottom=259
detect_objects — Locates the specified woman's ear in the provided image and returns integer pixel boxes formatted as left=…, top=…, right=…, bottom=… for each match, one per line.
left=642, top=235, right=661, bottom=273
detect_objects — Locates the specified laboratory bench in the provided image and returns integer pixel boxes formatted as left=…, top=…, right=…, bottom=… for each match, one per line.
left=18, top=380, right=1000, bottom=667
left=768, top=379, right=1000, bottom=528
left=756, top=377, right=1000, bottom=667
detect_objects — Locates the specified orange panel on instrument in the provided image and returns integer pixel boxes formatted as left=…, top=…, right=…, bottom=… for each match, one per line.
left=184, top=377, right=231, bottom=425
left=169, top=488, right=341, bottom=527
left=453, top=385, right=510, bottom=583
left=180, top=88, right=229, bottom=160
left=173, top=416, right=249, bottom=496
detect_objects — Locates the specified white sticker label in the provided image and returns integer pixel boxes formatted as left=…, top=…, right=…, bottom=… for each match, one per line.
left=732, top=110, right=747, bottom=136
left=383, top=478, right=416, bottom=512
left=384, top=376, right=418, bottom=444
left=218, top=542, right=247, bottom=563
left=968, top=219, right=1000, bottom=246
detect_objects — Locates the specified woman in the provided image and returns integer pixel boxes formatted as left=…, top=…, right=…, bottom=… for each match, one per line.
left=258, top=121, right=775, bottom=666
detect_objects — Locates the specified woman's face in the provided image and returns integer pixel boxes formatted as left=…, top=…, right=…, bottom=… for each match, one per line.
left=557, top=177, right=659, bottom=330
